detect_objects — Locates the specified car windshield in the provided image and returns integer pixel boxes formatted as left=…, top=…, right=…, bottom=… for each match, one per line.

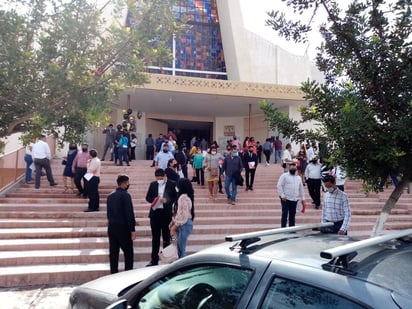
left=133, top=264, right=253, bottom=308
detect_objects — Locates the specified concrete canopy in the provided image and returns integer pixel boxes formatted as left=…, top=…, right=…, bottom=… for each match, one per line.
left=113, top=74, right=306, bottom=130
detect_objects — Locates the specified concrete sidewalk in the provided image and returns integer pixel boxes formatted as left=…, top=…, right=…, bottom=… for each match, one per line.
left=0, top=284, right=74, bottom=309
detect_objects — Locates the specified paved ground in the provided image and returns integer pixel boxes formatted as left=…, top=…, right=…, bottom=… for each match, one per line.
left=0, top=285, right=74, bottom=309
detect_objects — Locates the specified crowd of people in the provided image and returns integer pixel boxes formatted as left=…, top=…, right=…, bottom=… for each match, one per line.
left=24, top=130, right=353, bottom=273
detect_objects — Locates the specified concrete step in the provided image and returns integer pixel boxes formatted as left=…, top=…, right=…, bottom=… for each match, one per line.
left=0, top=158, right=410, bottom=287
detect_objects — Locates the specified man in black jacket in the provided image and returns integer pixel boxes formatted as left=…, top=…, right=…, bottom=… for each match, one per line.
left=243, top=144, right=258, bottom=191
left=106, top=175, right=136, bottom=274
left=145, top=169, right=177, bottom=266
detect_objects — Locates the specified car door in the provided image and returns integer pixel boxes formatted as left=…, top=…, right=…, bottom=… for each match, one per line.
left=118, top=255, right=270, bottom=309
left=247, top=260, right=397, bottom=309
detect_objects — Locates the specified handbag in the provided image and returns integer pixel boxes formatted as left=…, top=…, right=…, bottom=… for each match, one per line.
left=210, top=168, right=218, bottom=177
left=159, top=241, right=178, bottom=264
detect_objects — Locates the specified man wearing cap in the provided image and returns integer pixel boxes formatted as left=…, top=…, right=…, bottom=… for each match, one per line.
left=32, top=134, right=58, bottom=189
left=277, top=162, right=305, bottom=227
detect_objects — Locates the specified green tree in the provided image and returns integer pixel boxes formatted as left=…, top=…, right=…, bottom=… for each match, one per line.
left=0, top=0, right=179, bottom=146
left=262, top=0, right=412, bottom=236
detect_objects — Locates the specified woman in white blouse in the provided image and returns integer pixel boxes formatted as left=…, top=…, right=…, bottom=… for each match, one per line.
left=169, top=178, right=195, bottom=258
left=84, top=149, right=101, bottom=212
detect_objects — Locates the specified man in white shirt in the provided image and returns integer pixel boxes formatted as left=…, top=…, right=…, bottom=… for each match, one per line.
left=304, top=157, right=322, bottom=209
left=307, top=142, right=318, bottom=161
left=154, top=144, right=175, bottom=170
left=32, top=134, right=57, bottom=189
left=277, top=162, right=305, bottom=227
left=281, top=143, right=296, bottom=172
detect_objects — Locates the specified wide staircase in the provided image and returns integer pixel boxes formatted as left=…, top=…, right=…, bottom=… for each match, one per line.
left=0, top=159, right=411, bottom=287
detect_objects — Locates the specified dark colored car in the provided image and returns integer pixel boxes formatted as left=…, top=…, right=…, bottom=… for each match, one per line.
left=70, top=223, right=412, bottom=309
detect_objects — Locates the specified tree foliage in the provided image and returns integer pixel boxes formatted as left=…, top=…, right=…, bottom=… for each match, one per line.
left=263, top=0, right=412, bottom=235
left=0, top=0, right=180, bottom=145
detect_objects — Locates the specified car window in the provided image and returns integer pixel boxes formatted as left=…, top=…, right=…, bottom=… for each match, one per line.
left=260, top=277, right=366, bottom=309
left=132, top=264, right=253, bottom=309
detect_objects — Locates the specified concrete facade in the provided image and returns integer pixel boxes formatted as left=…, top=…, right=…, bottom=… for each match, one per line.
left=90, top=0, right=323, bottom=159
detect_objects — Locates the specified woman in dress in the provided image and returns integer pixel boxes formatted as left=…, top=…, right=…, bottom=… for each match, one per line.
left=297, top=144, right=308, bottom=185
left=169, top=178, right=195, bottom=258
left=62, top=143, right=78, bottom=193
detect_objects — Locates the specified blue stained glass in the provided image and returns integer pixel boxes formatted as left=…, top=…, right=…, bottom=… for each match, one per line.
left=130, top=0, right=227, bottom=79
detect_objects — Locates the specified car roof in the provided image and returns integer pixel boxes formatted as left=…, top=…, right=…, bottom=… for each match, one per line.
left=199, top=223, right=412, bottom=298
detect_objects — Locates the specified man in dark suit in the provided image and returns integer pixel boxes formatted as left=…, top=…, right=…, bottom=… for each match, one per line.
left=145, top=169, right=177, bottom=266
left=243, top=144, right=258, bottom=191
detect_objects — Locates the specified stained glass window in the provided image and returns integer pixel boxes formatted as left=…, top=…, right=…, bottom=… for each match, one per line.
left=130, top=0, right=227, bottom=79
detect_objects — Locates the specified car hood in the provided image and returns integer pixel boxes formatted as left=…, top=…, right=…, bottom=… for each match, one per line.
left=69, top=265, right=167, bottom=309
left=78, top=265, right=166, bottom=296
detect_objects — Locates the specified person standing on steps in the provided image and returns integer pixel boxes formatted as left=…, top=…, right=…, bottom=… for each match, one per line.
left=145, top=133, right=155, bottom=161
left=305, top=157, right=322, bottom=209
left=169, top=178, right=195, bottom=258
left=117, top=131, right=130, bottom=166
left=154, top=143, right=175, bottom=171
left=321, top=175, right=351, bottom=235
left=130, top=133, right=137, bottom=161
left=277, top=162, right=305, bottom=228
left=24, top=142, right=34, bottom=184
left=101, top=124, right=116, bottom=161
left=204, top=146, right=224, bottom=201
left=72, top=143, right=89, bottom=198
left=192, top=148, right=205, bottom=186
left=274, top=136, right=283, bottom=164
left=32, top=134, right=58, bottom=189
left=145, top=169, right=177, bottom=266
left=281, top=143, right=296, bottom=173
left=83, top=149, right=101, bottom=212
left=243, top=144, right=258, bottom=191
left=222, top=145, right=243, bottom=205
left=62, top=143, right=78, bottom=193
left=262, top=138, right=272, bottom=166
left=106, top=174, right=136, bottom=274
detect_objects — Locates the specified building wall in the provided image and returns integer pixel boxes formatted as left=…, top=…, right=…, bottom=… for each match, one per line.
left=217, top=0, right=319, bottom=86
left=215, top=117, right=245, bottom=149
left=243, top=114, right=269, bottom=147
left=145, top=118, right=168, bottom=156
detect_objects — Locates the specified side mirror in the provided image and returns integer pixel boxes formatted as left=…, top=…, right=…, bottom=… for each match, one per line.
left=106, top=299, right=128, bottom=309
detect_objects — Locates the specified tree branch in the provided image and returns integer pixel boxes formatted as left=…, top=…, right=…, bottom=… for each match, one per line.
left=5, top=113, right=35, bottom=136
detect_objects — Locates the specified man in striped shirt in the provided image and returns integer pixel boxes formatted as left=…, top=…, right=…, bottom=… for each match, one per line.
left=321, top=175, right=351, bottom=235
